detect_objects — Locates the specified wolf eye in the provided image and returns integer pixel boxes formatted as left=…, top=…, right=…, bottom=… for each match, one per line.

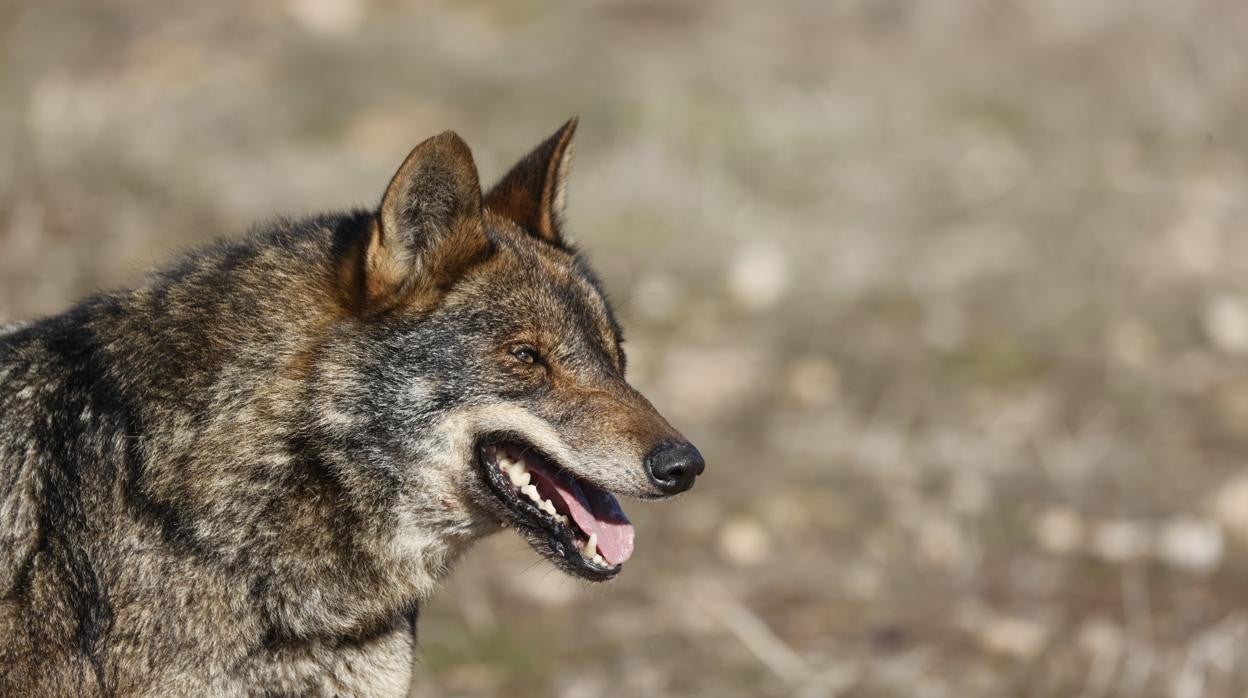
left=511, top=346, right=541, bottom=365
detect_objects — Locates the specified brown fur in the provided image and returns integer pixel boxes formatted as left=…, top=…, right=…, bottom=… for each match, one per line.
left=0, top=122, right=702, bottom=695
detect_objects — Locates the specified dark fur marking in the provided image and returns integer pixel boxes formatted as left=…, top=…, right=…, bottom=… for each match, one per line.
left=32, top=308, right=126, bottom=691
left=6, top=529, right=47, bottom=600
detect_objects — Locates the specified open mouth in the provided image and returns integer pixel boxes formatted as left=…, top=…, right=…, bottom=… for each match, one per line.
left=477, top=437, right=634, bottom=581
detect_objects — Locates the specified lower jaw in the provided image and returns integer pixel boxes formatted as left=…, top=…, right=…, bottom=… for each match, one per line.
left=498, top=503, right=621, bottom=581
left=475, top=442, right=620, bottom=580
left=546, top=534, right=621, bottom=581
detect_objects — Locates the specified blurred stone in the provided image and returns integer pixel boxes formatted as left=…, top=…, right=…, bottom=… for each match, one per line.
left=979, top=616, right=1048, bottom=660
left=727, top=241, right=788, bottom=312
left=1155, top=517, right=1223, bottom=574
left=286, top=0, right=364, bottom=37
left=1033, top=507, right=1084, bottom=555
left=1211, top=474, right=1248, bottom=544
left=559, top=675, right=609, bottom=698
left=717, top=517, right=771, bottom=567
left=842, top=562, right=882, bottom=600
left=917, top=516, right=971, bottom=569
left=1077, top=616, right=1125, bottom=658
left=1090, top=519, right=1150, bottom=563
left=1203, top=295, right=1248, bottom=355
left=786, top=354, right=839, bottom=408
left=959, top=603, right=1049, bottom=660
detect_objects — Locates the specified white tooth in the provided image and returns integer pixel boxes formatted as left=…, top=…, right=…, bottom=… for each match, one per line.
left=521, top=484, right=540, bottom=502
left=498, top=455, right=515, bottom=468
left=592, top=553, right=605, bottom=566
left=506, top=463, right=529, bottom=487
left=542, top=500, right=558, bottom=516
left=582, top=533, right=597, bottom=557
left=556, top=514, right=569, bottom=526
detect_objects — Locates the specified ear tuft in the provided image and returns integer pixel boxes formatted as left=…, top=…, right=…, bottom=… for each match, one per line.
left=356, top=130, right=487, bottom=312
left=379, top=130, right=482, bottom=244
left=484, top=117, right=578, bottom=247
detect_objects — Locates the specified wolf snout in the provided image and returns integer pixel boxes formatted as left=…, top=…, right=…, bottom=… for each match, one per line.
left=644, top=440, right=705, bottom=495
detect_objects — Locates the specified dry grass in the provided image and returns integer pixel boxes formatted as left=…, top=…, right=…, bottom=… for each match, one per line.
left=4, top=1, right=1248, bottom=695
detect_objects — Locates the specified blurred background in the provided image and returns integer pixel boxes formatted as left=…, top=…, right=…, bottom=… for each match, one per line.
left=3, top=1, right=1248, bottom=695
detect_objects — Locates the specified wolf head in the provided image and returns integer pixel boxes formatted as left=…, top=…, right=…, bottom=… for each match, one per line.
left=309, top=120, right=703, bottom=582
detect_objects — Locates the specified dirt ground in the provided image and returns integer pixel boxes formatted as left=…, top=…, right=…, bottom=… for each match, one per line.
left=3, top=1, right=1248, bottom=695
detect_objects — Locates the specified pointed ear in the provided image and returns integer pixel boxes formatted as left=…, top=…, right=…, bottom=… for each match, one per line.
left=354, top=131, right=490, bottom=313
left=484, top=117, right=578, bottom=247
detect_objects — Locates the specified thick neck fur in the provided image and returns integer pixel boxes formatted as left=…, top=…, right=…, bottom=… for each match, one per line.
left=0, top=212, right=488, bottom=693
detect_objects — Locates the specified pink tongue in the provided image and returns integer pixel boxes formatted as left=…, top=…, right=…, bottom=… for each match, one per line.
left=523, top=460, right=635, bottom=565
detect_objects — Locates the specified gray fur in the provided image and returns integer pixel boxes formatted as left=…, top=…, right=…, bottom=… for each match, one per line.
left=0, top=124, right=699, bottom=695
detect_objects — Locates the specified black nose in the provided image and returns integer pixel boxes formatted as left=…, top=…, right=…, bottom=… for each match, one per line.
left=644, top=441, right=705, bottom=495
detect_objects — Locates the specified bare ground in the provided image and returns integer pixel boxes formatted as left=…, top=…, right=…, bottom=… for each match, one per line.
left=3, top=1, right=1248, bottom=695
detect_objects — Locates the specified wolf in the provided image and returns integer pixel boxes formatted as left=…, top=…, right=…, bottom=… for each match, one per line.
left=0, top=119, right=704, bottom=695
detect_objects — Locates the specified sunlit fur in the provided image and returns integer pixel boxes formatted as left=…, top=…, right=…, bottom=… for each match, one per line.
left=0, top=123, right=694, bottom=695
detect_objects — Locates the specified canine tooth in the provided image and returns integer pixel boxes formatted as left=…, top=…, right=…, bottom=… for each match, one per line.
left=592, top=553, right=605, bottom=566
left=582, top=533, right=597, bottom=557
left=521, top=484, right=540, bottom=502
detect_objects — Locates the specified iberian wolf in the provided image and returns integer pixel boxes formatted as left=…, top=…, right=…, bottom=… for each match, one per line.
left=0, top=119, right=704, bottom=695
